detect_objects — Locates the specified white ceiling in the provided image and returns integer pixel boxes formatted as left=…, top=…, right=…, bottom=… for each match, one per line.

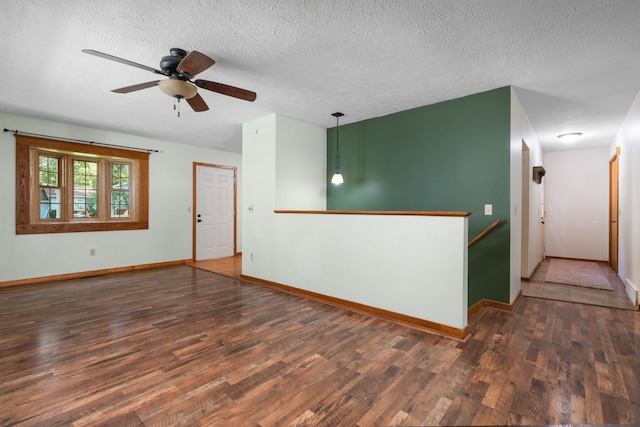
left=1, top=0, right=638, bottom=154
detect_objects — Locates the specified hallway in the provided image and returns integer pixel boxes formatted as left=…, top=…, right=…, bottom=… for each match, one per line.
left=522, top=258, right=636, bottom=311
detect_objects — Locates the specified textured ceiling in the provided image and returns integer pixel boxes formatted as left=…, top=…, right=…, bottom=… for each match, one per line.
left=1, top=0, right=638, bottom=153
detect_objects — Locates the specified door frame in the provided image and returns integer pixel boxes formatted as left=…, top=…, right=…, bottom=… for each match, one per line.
left=521, top=140, right=531, bottom=279
left=192, top=162, right=238, bottom=261
left=608, top=147, right=620, bottom=272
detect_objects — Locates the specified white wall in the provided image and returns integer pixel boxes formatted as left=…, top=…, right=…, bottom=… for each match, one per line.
left=510, top=89, right=544, bottom=298
left=242, top=113, right=469, bottom=330
left=241, top=113, right=279, bottom=280
left=611, top=91, right=640, bottom=306
left=271, top=213, right=469, bottom=329
left=242, top=113, right=325, bottom=279
left=0, top=112, right=242, bottom=282
left=275, top=114, right=327, bottom=210
left=544, top=147, right=609, bottom=260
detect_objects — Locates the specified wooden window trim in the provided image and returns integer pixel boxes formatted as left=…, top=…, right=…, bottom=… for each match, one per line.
left=16, top=135, right=149, bottom=234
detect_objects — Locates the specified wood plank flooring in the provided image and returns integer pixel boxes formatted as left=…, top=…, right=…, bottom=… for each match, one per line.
left=522, top=258, right=636, bottom=310
left=188, top=255, right=242, bottom=279
left=0, top=265, right=638, bottom=426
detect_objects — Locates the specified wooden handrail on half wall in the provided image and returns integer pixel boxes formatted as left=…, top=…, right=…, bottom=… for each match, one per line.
left=274, top=210, right=471, bottom=217
left=468, top=218, right=501, bottom=248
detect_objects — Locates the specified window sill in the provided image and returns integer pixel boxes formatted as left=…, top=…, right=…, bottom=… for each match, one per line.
left=16, top=221, right=149, bottom=235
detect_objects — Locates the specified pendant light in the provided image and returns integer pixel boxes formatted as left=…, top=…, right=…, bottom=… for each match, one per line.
left=331, top=112, right=344, bottom=185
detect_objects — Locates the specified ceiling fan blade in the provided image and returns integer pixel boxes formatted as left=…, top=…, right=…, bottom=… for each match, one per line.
left=177, top=51, right=215, bottom=78
left=194, top=80, right=257, bottom=102
left=186, top=93, right=209, bottom=112
left=112, top=81, right=159, bottom=93
left=82, top=49, right=164, bottom=75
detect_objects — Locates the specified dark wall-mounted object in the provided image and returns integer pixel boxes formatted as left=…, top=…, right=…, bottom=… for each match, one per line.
left=533, top=166, right=546, bottom=184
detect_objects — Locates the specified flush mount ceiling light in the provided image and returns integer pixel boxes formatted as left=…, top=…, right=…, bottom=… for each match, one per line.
left=557, top=132, right=583, bottom=143
left=330, top=112, right=344, bottom=185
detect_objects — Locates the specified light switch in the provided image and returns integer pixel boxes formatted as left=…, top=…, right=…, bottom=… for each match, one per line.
left=484, top=204, right=492, bottom=215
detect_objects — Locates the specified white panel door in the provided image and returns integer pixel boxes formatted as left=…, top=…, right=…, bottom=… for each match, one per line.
left=196, top=165, right=235, bottom=260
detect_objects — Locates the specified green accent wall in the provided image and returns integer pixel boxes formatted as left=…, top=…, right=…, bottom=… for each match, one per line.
left=327, top=87, right=511, bottom=306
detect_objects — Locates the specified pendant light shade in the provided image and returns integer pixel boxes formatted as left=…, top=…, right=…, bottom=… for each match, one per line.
left=331, top=112, right=344, bottom=185
left=331, top=171, right=344, bottom=185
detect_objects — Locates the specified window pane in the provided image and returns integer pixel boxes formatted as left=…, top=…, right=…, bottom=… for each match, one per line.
left=73, top=160, right=98, bottom=217
left=112, top=164, right=129, bottom=189
left=39, top=188, right=61, bottom=219
left=110, top=191, right=129, bottom=218
left=39, top=155, right=61, bottom=219
left=48, top=157, right=58, bottom=172
left=38, top=155, right=58, bottom=186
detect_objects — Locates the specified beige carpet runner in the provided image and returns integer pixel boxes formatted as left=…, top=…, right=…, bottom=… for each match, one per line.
left=544, top=258, right=613, bottom=291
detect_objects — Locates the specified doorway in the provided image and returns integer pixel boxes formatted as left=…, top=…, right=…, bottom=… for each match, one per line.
left=193, top=163, right=237, bottom=261
left=609, top=148, right=620, bottom=272
left=521, top=139, right=546, bottom=280
left=538, top=170, right=545, bottom=263
left=521, top=140, right=530, bottom=279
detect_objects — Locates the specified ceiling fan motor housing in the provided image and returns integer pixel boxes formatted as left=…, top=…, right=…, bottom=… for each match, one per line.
left=160, top=48, right=188, bottom=77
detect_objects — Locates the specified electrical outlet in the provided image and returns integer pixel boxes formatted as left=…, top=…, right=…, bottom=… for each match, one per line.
left=484, top=204, right=492, bottom=215
left=89, top=248, right=96, bottom=256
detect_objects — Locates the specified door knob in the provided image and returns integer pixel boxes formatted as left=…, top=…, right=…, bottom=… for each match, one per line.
left=197, top=219, right=202, bottom=223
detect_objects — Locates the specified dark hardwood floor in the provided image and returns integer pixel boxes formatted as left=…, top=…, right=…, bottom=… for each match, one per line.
left=0, top=265, right=637, bottom=426
left=188, top=255, right=242, bottom=279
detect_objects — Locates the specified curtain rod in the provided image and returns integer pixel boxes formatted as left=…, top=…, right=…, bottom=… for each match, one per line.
left=3, top=128, right=159, bottom=153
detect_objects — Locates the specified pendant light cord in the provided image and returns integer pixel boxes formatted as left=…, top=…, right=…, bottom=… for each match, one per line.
left=335, top=114, right=340, bottom=171
left=332, top=112, right=344, bottom=173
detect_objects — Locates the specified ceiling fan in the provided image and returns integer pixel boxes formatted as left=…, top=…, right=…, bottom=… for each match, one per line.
left=82, top=48, right=256, bottom=115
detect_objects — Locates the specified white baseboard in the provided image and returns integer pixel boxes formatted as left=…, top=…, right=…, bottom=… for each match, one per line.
left=625, top=278, right=639, bottom=309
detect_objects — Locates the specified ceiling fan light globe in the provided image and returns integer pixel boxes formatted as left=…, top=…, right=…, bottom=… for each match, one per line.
left=158, top=79, right=197, bottom=99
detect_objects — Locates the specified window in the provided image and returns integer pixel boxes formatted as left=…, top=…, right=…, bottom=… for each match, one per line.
left=16, top=135, right=149, bottom=234
left=72, top=159, right=98, bottom=218
left=38, top=154, right=62, bottom=219
left=110, top=164, right=130, bottom=218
